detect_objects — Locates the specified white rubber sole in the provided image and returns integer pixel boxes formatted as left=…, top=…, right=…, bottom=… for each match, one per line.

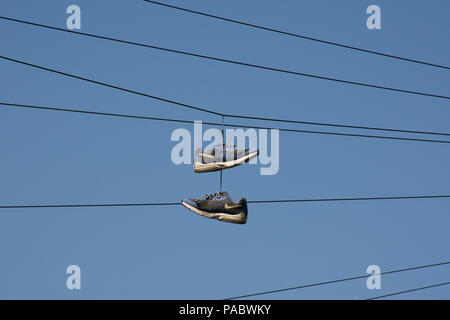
left=181, top=201, right=247, bottom=224
left=193, top=151, right=259, bottom=173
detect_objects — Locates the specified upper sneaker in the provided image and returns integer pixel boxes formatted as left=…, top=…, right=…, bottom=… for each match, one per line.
left=194, top=144, right=259, bottom=173
left=181, top=191, right=248, bottom=224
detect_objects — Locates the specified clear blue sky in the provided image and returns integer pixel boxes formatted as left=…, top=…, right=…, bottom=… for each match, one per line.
left=0, top=0, right=449, bottom=299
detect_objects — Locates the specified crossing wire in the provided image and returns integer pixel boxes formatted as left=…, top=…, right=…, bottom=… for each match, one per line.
left=1, top=17, right=449, bottom=100
left=2, top=194, right=450, bottom=209
left=224, top=261, right=450, bottom=299
left=367, top=281, right=450, bottom=300
left=6, top=100, right=450, bottom=138
left=0, top=56, right=222, bottom=116
left=224, top=113, right=450, bottom=138
left=2, top=102, right=450, bottom=144
left=141, top=0, right=450, bottom=71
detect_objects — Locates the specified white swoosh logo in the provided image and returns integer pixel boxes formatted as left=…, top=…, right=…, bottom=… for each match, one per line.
left=224, top=203, right=244, bottom=209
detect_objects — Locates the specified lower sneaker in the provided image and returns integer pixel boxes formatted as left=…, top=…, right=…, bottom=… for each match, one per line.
left=194, top=144, right=259, bottom=173
left=181, top=191, right=248, bottom=224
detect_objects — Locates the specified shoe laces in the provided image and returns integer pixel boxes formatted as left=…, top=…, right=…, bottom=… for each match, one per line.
left=210, top=144, right=236, bottom=156
left=201, top=192, right=225, bottom=201
left=222, top=144, right=237, bottom=151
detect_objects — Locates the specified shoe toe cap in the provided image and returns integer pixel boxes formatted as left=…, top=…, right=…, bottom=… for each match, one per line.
left=182, top=198, right=198, bottom=208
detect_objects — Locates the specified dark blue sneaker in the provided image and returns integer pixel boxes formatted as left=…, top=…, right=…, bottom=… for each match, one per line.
left=181, top=191, right=248, bottom=224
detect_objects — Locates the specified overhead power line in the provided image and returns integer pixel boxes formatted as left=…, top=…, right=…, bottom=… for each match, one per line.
left=2, top=194, right=450, bottom=209
left=0, top=13, right=449, bottom=138
left=369, top=282, right=450, bottom=300
left=367, top=281, right=450, bottom=300
left=2, top=102, right=450, bottom=144
left=224, top=261, right=450, bottom=299
left=224, top=113, right=450, bottom=137
left=1, top=17, right=449, bottom=100
left=0, top=55, right=222, bottom=116
left=3, top=101, right=450, bottom=139
left=141, top=0, right=450, bottom=71
left=0, top=203, right=179, bottom=209
left=247, top=194, right=450, bottom=204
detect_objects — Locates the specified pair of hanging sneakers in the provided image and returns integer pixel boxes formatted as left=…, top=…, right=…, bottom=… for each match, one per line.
left=181, top=144, right=259, bottom=224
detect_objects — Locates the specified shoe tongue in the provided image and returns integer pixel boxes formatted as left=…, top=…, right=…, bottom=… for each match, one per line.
left=219, top=191, right=230, bottom=199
